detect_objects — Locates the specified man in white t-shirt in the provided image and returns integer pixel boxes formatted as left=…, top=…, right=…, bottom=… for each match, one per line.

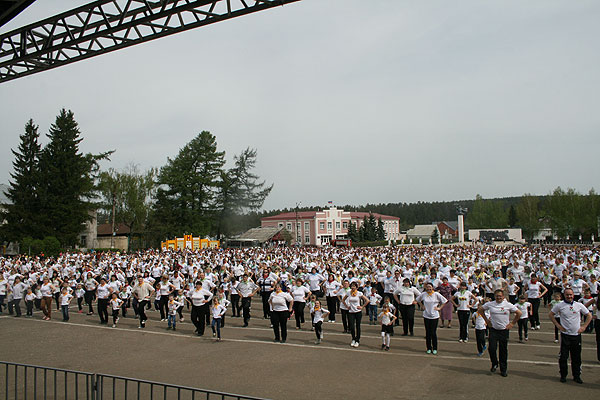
left=479, top=289, right=521, bottom=377
left=549, top=288, right=592, bottom=384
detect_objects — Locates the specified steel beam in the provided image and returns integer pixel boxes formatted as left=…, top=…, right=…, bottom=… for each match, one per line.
left=0, top=0, right=301, bottom=83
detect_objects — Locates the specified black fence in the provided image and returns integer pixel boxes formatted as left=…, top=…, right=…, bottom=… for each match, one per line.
left=1, top=361, right=268, bottom=400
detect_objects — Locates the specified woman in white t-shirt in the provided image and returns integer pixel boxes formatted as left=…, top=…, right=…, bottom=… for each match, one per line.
left=268, top=283, right=293, bottom=343
left=290, top=279, right=311, bottom=330
left=343, top=281, right=369, bottom=348
left=40, top=277, right=55, bottom=320
left=416, top=282, right=447, bottom=355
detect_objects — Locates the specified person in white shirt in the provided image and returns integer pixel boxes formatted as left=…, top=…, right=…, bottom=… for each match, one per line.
left=58, top=287, right=73, bottom=322
left=416, top=282, right=447, bottom=355
left=515, top=295, right=532, bottom=342
left=186, top=281, right=213, bottom=336
left=210, top=297, right=227, bottom=341
left=343, top=281, right=370, bottom=348
left=379, top=303, right=397, bottom=351
left=131, top=276, right=155, bottom=328
left=479, top=289, right=521, bottom=377
left=10, top=276, right=28, bottom=317
left=550, top=288, right=592, bottom=384
left=40, top=277, right=55, bottom=321
left=166, top=294, right=183, bottom=331
left=109, top=293, right=123, bottom=327
left=451, top=281, right=476, bottom=342
left=290, top=279, right=311, bottom=330
left=312, top=300, right=329, bottom=345
left=268, top=283, right=293, bottom=343
left=323, top=274, right=341, bottom=323
left=472, top=299, right=489, bottom=357
left=393, top=278, right=421, bottom=336
left=96, top=278, right=112, bottom=325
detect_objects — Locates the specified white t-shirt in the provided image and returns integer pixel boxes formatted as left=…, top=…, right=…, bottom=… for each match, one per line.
left=313, top=307, right=329, bottom=323
left=453, top=290, right=472, bottom=311
left=482, top=300, right=518, bottom=330
left=551, top=301, right=590, bottom=336
left=516, top=301, right=531, bottom=319
left=269, top=291, right=293, bottom=312
left=394, top=286, right=421, bottom=305
left=291, top=286, right=310, bottom=303
left=416, top=291, right=447, bottom=319
left=345, top=291, right=364, bottom=313
left=60, top=293, right=73, bottom=306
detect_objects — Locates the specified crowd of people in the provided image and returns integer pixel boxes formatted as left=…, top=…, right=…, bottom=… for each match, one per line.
left=0, top=244, right=598, bottom=383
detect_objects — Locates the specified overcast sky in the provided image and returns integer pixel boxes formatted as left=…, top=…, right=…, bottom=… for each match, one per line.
left=1, top=0, right=598, bottom=211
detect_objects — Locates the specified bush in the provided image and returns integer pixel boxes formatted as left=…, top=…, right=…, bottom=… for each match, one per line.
left=21, top=236, right=62, bottom=256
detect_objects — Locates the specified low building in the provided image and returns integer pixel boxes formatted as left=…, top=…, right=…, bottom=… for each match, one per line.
left=96, top=222, right=130, bottom=251
left=261, top=206, right=400, bottom=246
left=227, top=226, right=291, bottom=248
left=434, top=221, right=458, bottom=240
left=406, top=224, right=440, bottom=241
left=468, top=228, right=523, bottom=243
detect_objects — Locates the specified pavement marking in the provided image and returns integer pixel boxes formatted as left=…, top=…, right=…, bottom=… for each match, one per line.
left=10, top=317, right=600, bottom=369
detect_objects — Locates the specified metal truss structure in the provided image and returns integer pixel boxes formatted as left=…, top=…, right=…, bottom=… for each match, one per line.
left=0, top=0, right=301, bottom=83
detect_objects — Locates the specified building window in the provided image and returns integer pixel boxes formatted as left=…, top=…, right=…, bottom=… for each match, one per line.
left=336, top=222, right=340, bottom=229
left=278, top=223, right=284, bottom=228
left=305, top=236, right=310, bottom=243
left=287, top=223, right=292, bottom=230
left=80, top=235, right=87, bottom=247
left=297, top=222, right=301, bottom=231
left=327, top=222, right=332, bottom=230
left=297, top=235, right=301, bottom=242
left=304, top=222, right=310, bottom=231
left=320, top=222, right=325, bottom=230
left=343, top=222, right=348, bottom=229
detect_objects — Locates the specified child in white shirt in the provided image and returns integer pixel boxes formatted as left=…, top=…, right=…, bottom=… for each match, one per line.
left=167, top=294, right=183, bottom=331
left=210, top=298, right=227, bottom=341
left=312, top=300, right=330, bottom=345
left=379, top=304, right=397, bottom=351
left=109, top=293, right=123, bottom=328
left=59, top=287, right=73, bottom=322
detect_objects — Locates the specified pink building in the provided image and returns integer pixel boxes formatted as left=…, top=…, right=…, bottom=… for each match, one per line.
left=261, top=206, right=401, bottom=246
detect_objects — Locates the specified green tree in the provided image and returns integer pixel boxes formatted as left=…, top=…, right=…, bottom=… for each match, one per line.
left=150, top=131, right=225, bottom=242
left=1, top=119, right=42, bottom=242
left=508, top=205, right=517, bottom=228
left=347, top=221, right=358, bottom=242
left=431, top=227, right=440, bottom=244
left=467, top=194, right=509, bottom=229
left=215, top=148, right=273, bottom=238
left=516, top=194, right=541, bottom=240
left=37, top=109, right=111, bottom=246
left=98, top=165, right=157, bottom=249
left=366, top=213, right=377, bottom=241
left=376, top=217, right=386, bottom=240
left=544, top=187, right=581, bottom=238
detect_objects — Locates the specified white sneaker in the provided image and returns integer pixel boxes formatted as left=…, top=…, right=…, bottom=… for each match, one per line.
left=112, top=324, right=116, bottom=328
left=180, top=318, right=184, bottom=322
left=320, top=333, right=324, bottom=339
left=350, top=340, right=356, bottom=347
left=161, top=319, right=165, bottom=322
left=354, top=342, right=359, bottom=348
left=536, top=325, right=541, bottom=330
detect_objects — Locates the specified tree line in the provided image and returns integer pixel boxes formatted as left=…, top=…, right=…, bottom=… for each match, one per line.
left=1, top=111, right=272, bottom=252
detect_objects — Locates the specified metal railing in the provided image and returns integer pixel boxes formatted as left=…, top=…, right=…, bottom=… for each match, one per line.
left=1, top=361, right=268, bottom=400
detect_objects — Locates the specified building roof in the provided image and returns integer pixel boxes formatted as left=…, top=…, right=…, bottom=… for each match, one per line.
left=406, top=224, right=438, bottom=237
left=434, top=220, right=458, bottom=231
left=261, top=208, right=399, bottom=221
left=237, top=226, right=286, bottom=243
left=0, top=183, right=10, bottom=204
left=97, top=223, right=131, bottom=236
left=261, top=211, right=317, bottom=221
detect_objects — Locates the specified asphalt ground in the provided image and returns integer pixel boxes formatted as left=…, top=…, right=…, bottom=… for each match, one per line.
left=1, top=301, right=599, bottom=400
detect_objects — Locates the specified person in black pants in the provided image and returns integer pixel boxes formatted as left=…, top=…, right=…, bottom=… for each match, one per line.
left=394, top=278, right=420, bottom=336
left=479, top=290, right=521, bottom=377
left=230, top=278, right=241, bottom=317
left=257, top=271, right=275, bottom=319
left=269, top=284, right=293, bottom=343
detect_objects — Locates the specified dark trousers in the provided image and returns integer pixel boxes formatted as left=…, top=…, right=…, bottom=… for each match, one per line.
left=77, top=297, right=83, bottom=311
left=158, top=296, right=168, bottom=320
left=84, top=290, right=95, bottom=313
left=112, top=309, right=119, bottom=325
left=0, top=294, right=4, bottom=312
left=559, top=333, right=582, bottom=378
left=529, top=298, right=541, bottom=327
left=191, top=305, right=202, bottom=332
left=242, top=297, right=252, bottom=325
left=555, top=317, right=560, bottom=341
left=424, top=318, right=439, bottom=351
left=138, top=300, right=148, bottom=326
left=271, top=310, right=289, bottom=341
left=457, top=310, right=470, bottom=340
left=26, top=300, right=34, bottom=316
left=489, top=328, right=509, bottom=373
left=13, top=299, right=22, bottom=317
left=476, top=328, right=487, bottom=353
left=211, top=318, right=222, bottom=338
left=231, top=294, right=240, bottom=317
left=326, top=296, right=337, bottom=321
left=197, top=304, right=209, bottom=335
left=61, top=304, right=69, bottom=321
left=293, top=302, right=306, bottom=328
left=341, top=309, right=349, bottom=332
left=261, top=291, right=272, bottom=318
left=399, top=304, right=415, bottom=335
left=595, top=319, right=600, bottom=362
left=314, top=321, right=323, bottom=339
left=348, top=311, right=362, bottom=343
left=97, top=298, right=109, bottom=323
left=518, top=318, right=529, bottom=340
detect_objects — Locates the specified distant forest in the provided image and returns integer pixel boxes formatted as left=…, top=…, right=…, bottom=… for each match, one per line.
left=241, top=196, right=526, bottom=232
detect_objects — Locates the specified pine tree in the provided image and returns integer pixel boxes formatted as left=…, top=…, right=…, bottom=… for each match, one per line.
left=347, top=222, right=358, bottom=242
left=37, top=109, right=111, bottom=246
left=151, top=131, right=225, bottom=239
left=1, top=119, right=42, bottom=242
left=376, top=217, right=386, bottom=240
left=366, top=213, right=377, bottom=241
